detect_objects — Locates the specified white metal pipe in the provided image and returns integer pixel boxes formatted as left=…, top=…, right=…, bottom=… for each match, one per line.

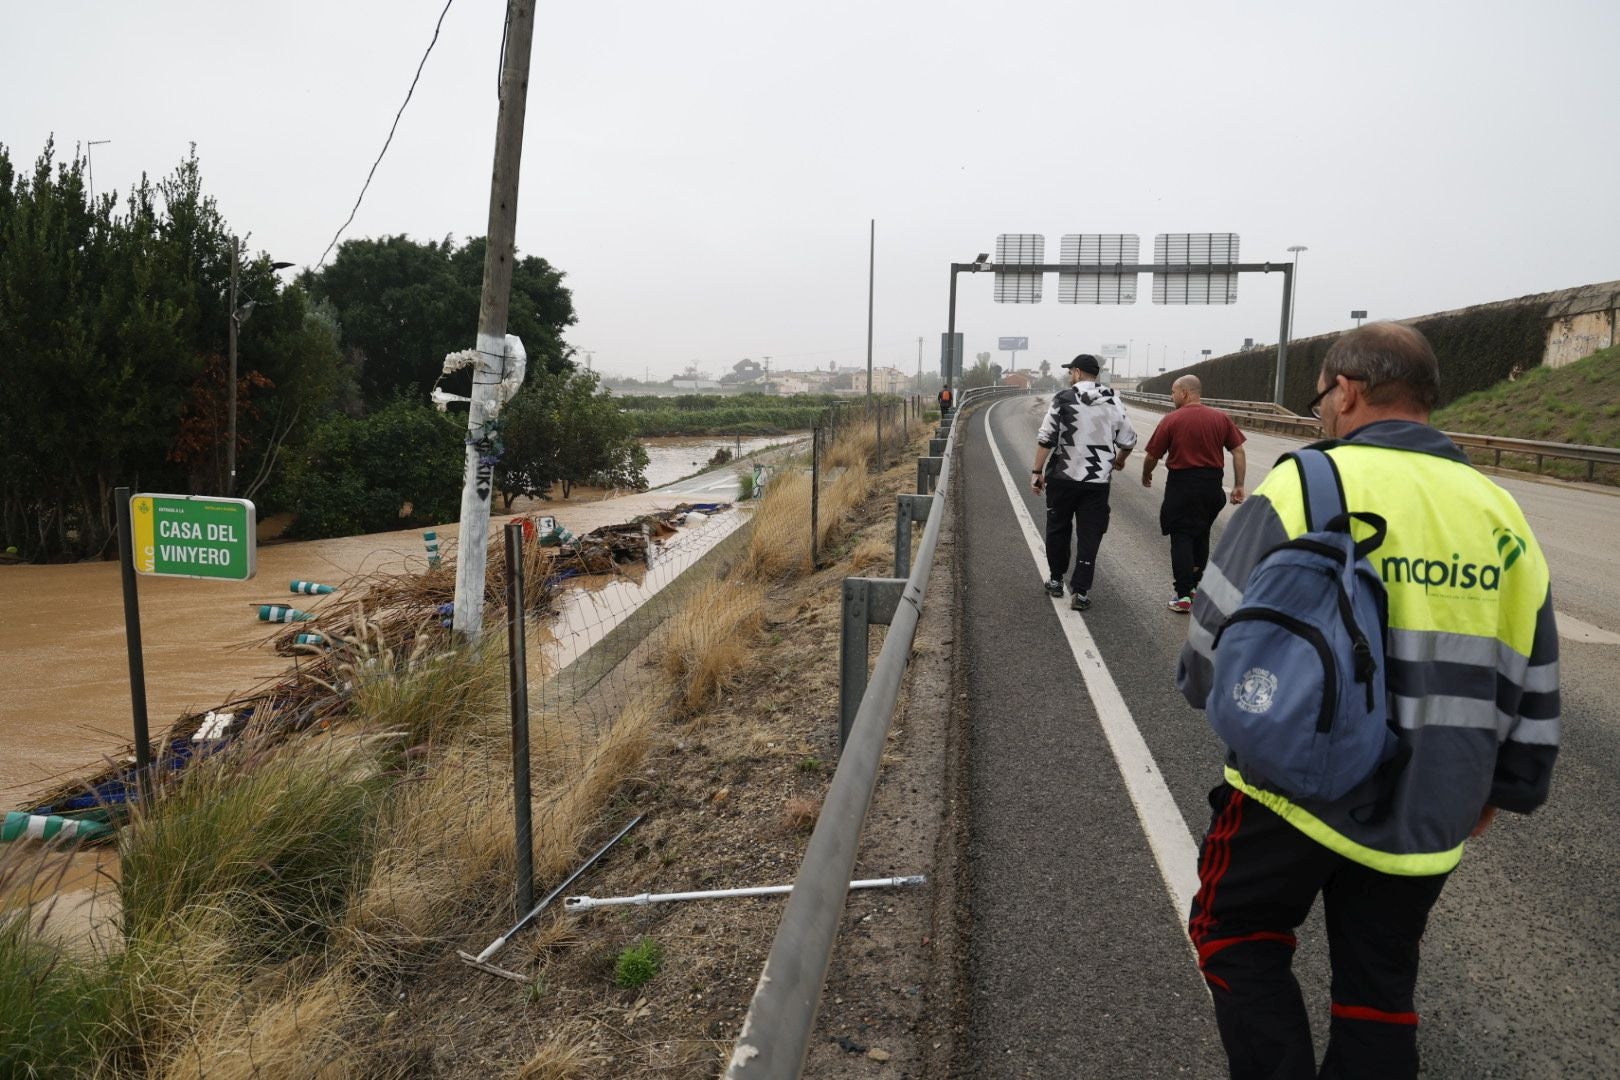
left=564, top=875, right=925, bottom=913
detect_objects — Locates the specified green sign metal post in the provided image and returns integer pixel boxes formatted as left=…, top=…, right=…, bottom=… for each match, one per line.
left=130, top=493, right=257, bottom=581
left=116, top=491, right=257, bottom=802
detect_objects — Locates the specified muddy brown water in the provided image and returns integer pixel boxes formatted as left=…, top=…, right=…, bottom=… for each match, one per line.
left=0, top=473, right=759, bottom=806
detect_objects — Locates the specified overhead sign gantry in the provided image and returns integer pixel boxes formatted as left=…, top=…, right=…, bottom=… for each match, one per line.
left=945, top=232, right=1299, bottom=404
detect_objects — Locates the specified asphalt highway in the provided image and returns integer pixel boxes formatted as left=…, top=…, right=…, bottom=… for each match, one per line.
left=956, top=396, right=1620, bottom=1078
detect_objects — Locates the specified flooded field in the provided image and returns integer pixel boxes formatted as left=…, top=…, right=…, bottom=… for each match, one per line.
left=639, top=434, right=795, bottom=488
left=0, top=435, right=798, bottom=806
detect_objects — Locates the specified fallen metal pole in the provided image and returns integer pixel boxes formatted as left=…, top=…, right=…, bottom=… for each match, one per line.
left=457, top=813, right=643, bottom=981
left=565, top=875, right=925, bottom=913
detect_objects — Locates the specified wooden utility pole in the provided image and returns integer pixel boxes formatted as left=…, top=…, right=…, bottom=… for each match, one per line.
left=452, top=1, right=538, bottom=639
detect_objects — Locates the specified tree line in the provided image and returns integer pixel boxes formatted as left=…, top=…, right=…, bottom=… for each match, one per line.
left=0, top=139, right=646, bottom=559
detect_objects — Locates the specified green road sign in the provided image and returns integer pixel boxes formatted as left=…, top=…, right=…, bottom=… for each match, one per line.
left=130, top=494, right=256, bottom=581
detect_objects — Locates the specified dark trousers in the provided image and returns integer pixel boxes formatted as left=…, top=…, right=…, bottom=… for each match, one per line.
left=1161, top=467, right=1226, bottom=598
left=1044, top=476, right=1111, bottom=593
left=1189, top=784, right=1449, bottom=1080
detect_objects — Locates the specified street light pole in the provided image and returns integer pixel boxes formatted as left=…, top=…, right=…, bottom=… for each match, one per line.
left=86, top=139, right=110, bottom=203
left=227, top=242, right=293, bottom=497
left=228, top=239, right=239, bottom=496
left=1286, top=244, right=1308, bottom=344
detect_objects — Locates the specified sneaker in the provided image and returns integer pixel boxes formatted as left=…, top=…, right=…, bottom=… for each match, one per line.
left=1168, top=596, right=1193, bottom=613
left=1044, top=578, right=1064, bottom=598
left=1070, top=591, right=1091, bottom=611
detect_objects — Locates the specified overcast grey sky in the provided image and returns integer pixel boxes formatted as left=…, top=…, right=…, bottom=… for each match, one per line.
left=6, top=0, right=1617, bottom=382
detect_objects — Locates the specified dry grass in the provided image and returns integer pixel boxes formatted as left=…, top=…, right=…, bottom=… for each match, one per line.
left=824, top=422, right=877, bottom=472
left=781, top=796, right=821, bottom=833
left=514, top=1023, right=605, bottom=1079
left=846, top=534, right=893, bottom=576
left=154, top=969, right=358, bottom=1080
left=339, top=733, right=513, bottom=967
left=660, top=580, right=767, bottom=714
left=342, top=686, right=657, bottom=967
left=737, top=471, right=813, bottom=581
left=529, top=692, right=658, bottom=883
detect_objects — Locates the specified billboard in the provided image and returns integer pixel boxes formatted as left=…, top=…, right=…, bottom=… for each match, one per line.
left=998, top=337, right=1029, bottom=350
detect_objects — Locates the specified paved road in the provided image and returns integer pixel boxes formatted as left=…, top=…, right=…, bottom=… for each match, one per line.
left=957, top=397, right=1620, bottom=1078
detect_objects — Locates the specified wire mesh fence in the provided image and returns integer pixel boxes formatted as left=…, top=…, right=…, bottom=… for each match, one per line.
left=1, top=403, right=935, bottom=1077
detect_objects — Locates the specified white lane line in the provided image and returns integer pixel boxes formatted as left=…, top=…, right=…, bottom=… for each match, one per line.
left=984, top=400, right=1202, bottom=922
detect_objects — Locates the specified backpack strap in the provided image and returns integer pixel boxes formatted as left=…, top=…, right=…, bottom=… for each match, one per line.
left=1292, top=448, right=1346, bottom=532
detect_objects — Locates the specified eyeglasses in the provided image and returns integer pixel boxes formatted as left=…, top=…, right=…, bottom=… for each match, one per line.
left=1307, top=375, right=1366, bottom=419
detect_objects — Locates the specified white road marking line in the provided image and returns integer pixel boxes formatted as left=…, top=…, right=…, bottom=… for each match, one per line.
left=984, top=400, right=1203, bottom=923
left=1555, top=611, right=1620, bottom=646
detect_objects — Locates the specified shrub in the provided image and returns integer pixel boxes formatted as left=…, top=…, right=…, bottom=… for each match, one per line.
left=613, top=938, right=663, bottom=989
left=278, top=399, right=465, bottom=539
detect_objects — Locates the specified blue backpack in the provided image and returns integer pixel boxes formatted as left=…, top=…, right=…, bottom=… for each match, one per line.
left=1206, top=449, right=1397, bottom=802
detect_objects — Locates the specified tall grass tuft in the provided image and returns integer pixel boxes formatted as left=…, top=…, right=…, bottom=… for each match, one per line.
left=515, top=1023, right=604, bottom=1079
left=661, top=580, right=766, bottom=713
left=738, top=472, right=813, bottom=581
left=118, top=739, right=382, bottom=970
left=345, top=638, right=508, bottom=754
left=151, top=969, right=357, bottom=1080
left=344, top=686, right=658, bottom=967
left=0, top=892, right=117, bottom=1078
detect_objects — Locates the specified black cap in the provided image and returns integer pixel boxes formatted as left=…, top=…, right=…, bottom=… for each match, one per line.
left=1063, top=354, right=1101, bottom=375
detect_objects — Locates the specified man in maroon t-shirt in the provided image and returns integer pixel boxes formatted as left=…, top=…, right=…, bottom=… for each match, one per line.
left=1140, top=375, right=1246, bottom=612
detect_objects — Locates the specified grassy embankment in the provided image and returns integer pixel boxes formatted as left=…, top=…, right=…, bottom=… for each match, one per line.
left=1432, top=344, right=1620, bottom=485
left=0, top=407, right=927, bottom=1077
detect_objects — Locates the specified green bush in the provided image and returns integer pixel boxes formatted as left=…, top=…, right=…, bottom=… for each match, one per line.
left=613, top=937, right=663, bottom=989
left=277, top=399, right=466, bottom=539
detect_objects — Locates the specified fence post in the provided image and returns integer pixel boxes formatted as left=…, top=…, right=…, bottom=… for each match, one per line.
left=811, top=421, right=821, bottom=570
left=876, top=399, right=883, bottom=471
left=504, top=522, right=535, bottom=915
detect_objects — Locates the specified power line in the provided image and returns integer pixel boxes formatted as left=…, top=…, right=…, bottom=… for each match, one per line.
left=314, top=0, right=456, bottom=270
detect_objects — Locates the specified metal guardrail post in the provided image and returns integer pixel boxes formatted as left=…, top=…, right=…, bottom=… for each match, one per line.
left=917, top=456, right=942, bottom=494
left=929, top=437, right=947, bottom=455
left=894, top=494, right=934, bottom=578
left=838, top=576, right=906, bottom=750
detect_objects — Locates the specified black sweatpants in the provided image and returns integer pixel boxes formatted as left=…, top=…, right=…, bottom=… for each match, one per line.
left=1044, top=476, right=1111, bottom=593
left=1161, top=467, right=1226, bottom=599
left=1189, top=783, right=1449, bottom=1080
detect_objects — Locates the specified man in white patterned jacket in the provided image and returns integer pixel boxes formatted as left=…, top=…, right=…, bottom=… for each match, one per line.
left=1030, top=354, right=1138, bottom=611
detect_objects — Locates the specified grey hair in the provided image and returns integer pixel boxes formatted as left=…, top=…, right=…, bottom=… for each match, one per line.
left=1320, top=322, right=1440, bottom=413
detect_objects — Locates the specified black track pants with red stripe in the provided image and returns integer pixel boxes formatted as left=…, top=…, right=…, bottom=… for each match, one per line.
left=1188, top=783, right=1450, bottom=1080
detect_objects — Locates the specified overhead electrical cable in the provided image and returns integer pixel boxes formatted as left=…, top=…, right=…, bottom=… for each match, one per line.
left=314, top=0, right=457, bottom=270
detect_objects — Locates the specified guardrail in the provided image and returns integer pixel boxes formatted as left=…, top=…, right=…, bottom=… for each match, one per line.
left=725, top=384, right=1032, bottom=1079
left=1120, top=392, right=1620, bottom=482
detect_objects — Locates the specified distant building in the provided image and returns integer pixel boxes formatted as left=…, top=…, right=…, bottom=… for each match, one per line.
left=773, top=375, right=814, bottom=396
left=1001, top=372, right=1033, bottom=390
left=672, top=378, right=721, bottom=391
